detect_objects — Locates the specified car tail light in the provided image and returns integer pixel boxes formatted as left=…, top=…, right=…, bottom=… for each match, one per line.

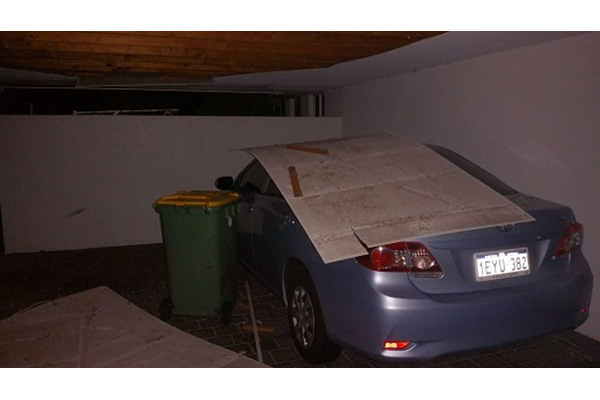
left=356, top=242, right=443, bottom=278
left=384, top=340, right=411, bottom=350
left=553, top=223, right=584, bottom=258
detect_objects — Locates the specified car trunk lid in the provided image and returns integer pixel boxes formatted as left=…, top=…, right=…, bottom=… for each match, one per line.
left=408, top=193, right=576, bottom=294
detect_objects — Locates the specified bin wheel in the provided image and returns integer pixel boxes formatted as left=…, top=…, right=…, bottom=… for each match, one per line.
left=220, top=302, right=233, bottom=326
left=159, top=297, right=173, bottom=321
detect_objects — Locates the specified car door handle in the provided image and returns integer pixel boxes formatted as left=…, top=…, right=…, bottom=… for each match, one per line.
left=238, top=204, right=253, bottom=213
left=283, top=215, right=296, bottom=227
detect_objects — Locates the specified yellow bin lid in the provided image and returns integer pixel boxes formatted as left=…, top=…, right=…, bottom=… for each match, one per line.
left=154, top=190, right=239, bottom=208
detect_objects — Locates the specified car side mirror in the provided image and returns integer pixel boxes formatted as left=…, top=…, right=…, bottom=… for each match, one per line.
left=215, top=176, right=234, bottom=190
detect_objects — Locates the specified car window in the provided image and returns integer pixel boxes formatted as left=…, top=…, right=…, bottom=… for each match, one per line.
left=426, top=144, right=518, bottom=196
left=237, top=160, right=269, bottom=193
left=265, top=180, right=283, bottom=198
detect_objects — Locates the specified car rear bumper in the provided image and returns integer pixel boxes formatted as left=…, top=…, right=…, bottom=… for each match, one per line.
left=322, top=260, right=593, bottom=362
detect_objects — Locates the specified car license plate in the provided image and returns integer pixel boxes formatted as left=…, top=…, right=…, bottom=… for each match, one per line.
left=475, top=248, right=530, bottom=281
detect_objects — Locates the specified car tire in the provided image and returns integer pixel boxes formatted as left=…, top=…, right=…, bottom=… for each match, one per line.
left=286, top=263, right=341, bottom=364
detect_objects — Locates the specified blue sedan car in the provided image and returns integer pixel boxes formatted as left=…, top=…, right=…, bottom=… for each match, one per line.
left=216, top=144, right=593, bottom=364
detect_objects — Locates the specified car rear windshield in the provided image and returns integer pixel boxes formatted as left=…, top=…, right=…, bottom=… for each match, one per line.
left=426, top=144, right=518, bottom=196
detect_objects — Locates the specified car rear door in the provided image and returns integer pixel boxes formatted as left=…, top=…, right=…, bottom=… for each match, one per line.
left=252, top=179, right=300, bottom=291
left=234, top=160, right=270, bottom=272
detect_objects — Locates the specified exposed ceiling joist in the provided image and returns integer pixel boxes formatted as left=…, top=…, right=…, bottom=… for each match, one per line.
left=0, top=31, right=445, bottom=88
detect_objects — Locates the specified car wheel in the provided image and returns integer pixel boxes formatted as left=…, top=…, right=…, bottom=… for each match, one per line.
left=286, top=264, right=341, bottom=364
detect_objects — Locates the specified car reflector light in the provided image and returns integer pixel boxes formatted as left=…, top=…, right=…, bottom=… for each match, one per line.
left=384, top=341, right=411, bottom=350
left=553, top=223, right=583, bottom=258
left=356, top=242, right=443, bottom=278
left=370, top=246, right=395, bottom=269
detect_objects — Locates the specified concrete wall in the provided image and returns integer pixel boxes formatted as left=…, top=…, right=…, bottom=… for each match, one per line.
left=326, top=32, right=600, bottom=340
left=0, top=116, right=341, bottom=253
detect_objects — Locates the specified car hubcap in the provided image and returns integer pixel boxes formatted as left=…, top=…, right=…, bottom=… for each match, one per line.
left=290, top=285, right=315, bottom=349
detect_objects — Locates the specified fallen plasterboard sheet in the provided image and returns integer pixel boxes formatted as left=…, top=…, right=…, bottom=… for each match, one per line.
left=245, top=133, right=534, bottom=264
left=0, top=286, right=267, bottom=368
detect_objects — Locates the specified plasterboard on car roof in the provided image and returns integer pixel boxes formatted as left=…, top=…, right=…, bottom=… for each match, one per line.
left=245, top=133, right=534, bottom=264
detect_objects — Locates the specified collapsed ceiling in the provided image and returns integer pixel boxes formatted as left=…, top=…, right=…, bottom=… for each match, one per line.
left=0, top=32, right=586, bottom=96
left=0, top=31, right=444, bottom=89
left=246, top=134, right=534, bottom=263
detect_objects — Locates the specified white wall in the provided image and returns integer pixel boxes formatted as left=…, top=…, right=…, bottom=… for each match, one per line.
left=0, top=116, right=341, bottom=253
left=327, top=32, right=600, bottom=340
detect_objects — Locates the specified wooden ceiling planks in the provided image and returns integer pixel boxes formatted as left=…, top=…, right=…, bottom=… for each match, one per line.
left=0, top=31, right=445, bottom=86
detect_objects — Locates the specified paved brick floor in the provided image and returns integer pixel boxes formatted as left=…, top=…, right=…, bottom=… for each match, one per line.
left=1, top=244, right=599, bottom=367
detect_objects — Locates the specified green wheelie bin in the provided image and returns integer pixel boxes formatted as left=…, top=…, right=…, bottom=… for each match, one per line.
left=153, top=190, right=239, bottom=325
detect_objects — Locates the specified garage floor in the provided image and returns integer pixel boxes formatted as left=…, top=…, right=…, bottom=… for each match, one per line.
left=1, top=244, right=599, bottom=367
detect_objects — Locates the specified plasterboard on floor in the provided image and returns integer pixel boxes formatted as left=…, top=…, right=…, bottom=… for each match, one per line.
left=245, top=133, right=534, bottom=264
left=0, top=286, right=266, bottom=368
